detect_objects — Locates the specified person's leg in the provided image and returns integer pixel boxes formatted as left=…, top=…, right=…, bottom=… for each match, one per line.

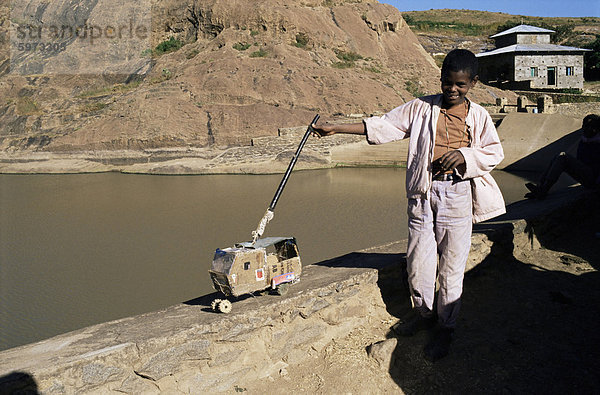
left=406, top=197, right=438, bottom=316
left=527, top=152, right=596, bottom=199
left=425, top=179, right=472, bottom=361
left=433, top=180, right=473, bottom=329
left=526, top=152, right=568, bottom=199
left=562, top=154, right=596, bottom=188
left=395, top=196, right=438, bottom=336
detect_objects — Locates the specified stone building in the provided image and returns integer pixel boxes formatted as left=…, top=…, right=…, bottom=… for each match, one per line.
left=476, top=25, right=590, bottom=90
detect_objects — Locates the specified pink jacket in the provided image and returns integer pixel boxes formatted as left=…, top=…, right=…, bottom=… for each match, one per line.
left=364, top=94, right=506, bottom=223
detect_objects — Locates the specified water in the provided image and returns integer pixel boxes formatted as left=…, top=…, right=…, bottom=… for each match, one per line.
left=0, top=168, right=531, bottom=351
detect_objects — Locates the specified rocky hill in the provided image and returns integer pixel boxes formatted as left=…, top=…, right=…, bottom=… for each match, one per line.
left=0, top=0, right=509, bottom=153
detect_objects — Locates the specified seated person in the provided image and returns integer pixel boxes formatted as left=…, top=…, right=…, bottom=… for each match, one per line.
left=526, top=114, right=600, bottom=199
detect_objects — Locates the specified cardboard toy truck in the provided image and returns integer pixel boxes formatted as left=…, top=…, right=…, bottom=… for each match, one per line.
left=207, top=115, right=318, bottom=314
left=208, top=237, right=302, bottom=313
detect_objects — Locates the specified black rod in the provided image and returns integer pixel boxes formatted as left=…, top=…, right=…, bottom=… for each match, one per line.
left=268, top=114, right=320, bottom=211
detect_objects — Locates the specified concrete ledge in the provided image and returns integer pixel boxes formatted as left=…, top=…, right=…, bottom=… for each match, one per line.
left=1, top=187, right=595, bottom=393
left=0, top=250, right=402, bottom=393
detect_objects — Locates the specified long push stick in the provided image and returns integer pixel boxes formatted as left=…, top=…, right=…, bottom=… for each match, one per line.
left=251, top=114, right=320, bottom=244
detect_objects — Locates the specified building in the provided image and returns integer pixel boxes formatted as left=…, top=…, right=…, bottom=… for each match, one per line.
left=476, top=25, right=590, bottom=90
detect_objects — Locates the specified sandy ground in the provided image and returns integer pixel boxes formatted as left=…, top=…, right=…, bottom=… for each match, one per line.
left=242, top=194, right=600, bottom=394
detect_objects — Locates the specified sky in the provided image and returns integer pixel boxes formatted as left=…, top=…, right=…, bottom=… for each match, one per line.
left=379, top=0, right=600, bottom=18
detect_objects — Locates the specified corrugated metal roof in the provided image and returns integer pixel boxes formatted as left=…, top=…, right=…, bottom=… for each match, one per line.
left=491, top=24, right=555, bottom=38
left=476, top=43, right=591, bottom=57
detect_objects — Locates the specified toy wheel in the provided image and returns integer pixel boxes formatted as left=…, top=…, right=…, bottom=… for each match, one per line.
left=211, top=299, right=222, bottom=311
left=275, top=283, right=290, bottom=296
left=218, top=299, right=232, bottom=314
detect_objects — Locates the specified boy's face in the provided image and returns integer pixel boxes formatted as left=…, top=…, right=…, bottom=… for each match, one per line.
left=440, top=70, right=478, bottom=109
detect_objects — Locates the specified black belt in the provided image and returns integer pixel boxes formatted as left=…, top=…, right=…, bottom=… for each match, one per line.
left=432, top=173, right=462, bottom=181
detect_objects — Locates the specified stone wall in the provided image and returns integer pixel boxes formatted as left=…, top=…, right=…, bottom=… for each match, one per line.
left=514, top=54, right=585, bottom=90
left=478, top=52, right=586, bottom=90
left=0, top=249, right=400, bottom=393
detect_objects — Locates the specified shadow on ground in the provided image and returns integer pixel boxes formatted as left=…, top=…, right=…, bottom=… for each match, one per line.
left=319, top=189, right=600, bottom=393
left=504, top=128, right=581, bottom=174
left=0, top=371, right=39, bottom=394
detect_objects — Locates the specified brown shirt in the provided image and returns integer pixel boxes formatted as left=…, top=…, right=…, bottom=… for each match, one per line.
left=433, top=103, right=470, bottom=172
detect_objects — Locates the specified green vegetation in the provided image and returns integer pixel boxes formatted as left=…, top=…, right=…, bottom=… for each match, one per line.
left=405, top=79, right=426, bottom=98
left=249, top=48, right=268, bottom=58
left=583, top=37, right=600, bottom=80
left=518, top=91, right=600, bottom=104
left=557, top=88, right=583, bottom=94
left=80, top=102, right=108, bottom=113
left=293, top=33, right=310, bottom=49
left=433, top=54, right=445, bottom=68
left=554, top=95, right=600, bottom=104
left=404, top=16, right=487, bottom=36
left=403, top=9, right=600, bottom=29
left=363, top=66, right=381, bottom=73
left=186, top=49, right=200, bottom=59
left=336, top=50, right=363, bottom=62
left=15, top=97, right=40, bottom=115
left=154, top=37, right=184, bottom=56
left=149, top=68, right=173, bottom=84
left=233, top=42, right=252, bottom=51
left=78, top=82, right=142, bottom=98
left=332, top=61, right=353, bottom=69
left=250, top=30, right=260, bottom=37
left=332, top=50, right=363, bottom=68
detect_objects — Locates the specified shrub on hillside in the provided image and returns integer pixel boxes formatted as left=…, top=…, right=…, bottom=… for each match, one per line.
left=233, top=42, right=252, bottom=51
left=250, top=48, right=268, bottom=58
left=583, top=37, right=600, bottom=80
left=155, top=37, right=184, bottom=55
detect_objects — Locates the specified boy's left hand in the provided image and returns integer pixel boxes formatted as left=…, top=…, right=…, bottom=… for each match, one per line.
left=438, top=150, right=465, bottom=172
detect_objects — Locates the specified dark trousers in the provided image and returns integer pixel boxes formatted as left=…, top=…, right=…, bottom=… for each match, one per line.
left=538, top=152, right=596, bottom=193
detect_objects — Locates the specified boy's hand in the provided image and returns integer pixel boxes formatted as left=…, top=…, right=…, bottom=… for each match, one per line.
left=311, top=122, right=336, bottom=138
left=437, top=150, right=466, bottom=172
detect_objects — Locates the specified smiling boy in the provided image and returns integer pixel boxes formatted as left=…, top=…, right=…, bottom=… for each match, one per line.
left=312, top=49, right=505, bottom=361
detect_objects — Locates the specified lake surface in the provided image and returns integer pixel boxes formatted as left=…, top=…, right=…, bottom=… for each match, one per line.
left=0, top=168, right=533, bottom=351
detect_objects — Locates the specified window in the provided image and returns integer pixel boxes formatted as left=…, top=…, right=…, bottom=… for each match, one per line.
left=530, top=67, right=538, bottom=77
left=243, top=261, right=250, bottom=270
left=566, top=66, right=574, bottom=76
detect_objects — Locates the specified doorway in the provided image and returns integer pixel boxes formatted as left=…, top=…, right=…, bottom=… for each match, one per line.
left=547, top=67, right=556, bottom=85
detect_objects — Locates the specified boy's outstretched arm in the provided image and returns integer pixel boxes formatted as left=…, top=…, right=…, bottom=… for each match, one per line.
left=311, top=121, right=366, bottom=137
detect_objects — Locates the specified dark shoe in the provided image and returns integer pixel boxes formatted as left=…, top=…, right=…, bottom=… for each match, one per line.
left=424, top=327, right=454, bottom=362
left=524, top=182, right=547, bottom=200
left=392, top=310, right=437, bottom=337
left=525, top=182, right=538, bottom=193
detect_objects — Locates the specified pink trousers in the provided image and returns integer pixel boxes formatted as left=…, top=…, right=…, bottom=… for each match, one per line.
left=406, top=179, right=473, bottom=329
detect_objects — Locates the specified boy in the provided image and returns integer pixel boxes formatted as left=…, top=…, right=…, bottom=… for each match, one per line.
left=312, top=49, right=505, bottom=361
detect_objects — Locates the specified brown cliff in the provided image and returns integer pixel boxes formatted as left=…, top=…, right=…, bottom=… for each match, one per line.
left=0, top=0, right=510, bottom=153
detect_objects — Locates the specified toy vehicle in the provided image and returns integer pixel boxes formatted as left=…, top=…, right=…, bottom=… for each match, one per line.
left=208, top=115, right=318, bottom=313
left=209, top=237, right=302, bottom=313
